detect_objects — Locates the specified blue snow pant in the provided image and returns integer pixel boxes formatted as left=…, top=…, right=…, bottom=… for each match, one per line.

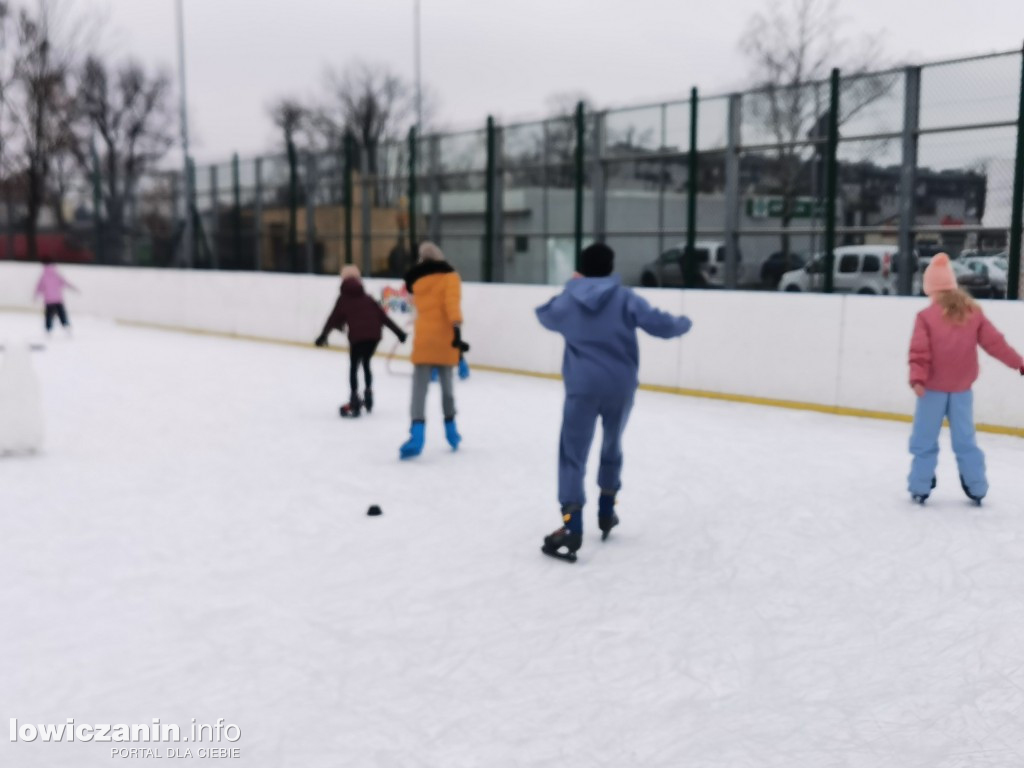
left=908, top=389, right=987, bottom=499
left=558, top=391, right=634, bottom=511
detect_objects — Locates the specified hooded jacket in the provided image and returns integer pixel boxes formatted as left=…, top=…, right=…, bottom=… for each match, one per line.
left=320, top=278, right=404, bottom=344
left=908, top=302, right=1023, bottom=392
left=536, top=274, right=692, bottom=396
left=405, top=260, right=463, bottom=366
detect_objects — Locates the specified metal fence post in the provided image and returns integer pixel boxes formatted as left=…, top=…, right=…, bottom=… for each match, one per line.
left=254, top=157, right=262, bottom=271
left=407, top=126, right=418, bottom=252
left=684, top=87, right=699, bottom=287
left=209, top=165, right=219, bottom=270
left=428, top=134, right=441, bottom=243
left=305, top=153, right=316, bottom=273
left=232, top=153, right=242, bottom=269
left=493, top=123, right=505, bottom=282
left=574, top=101, right=585, bottom=268
left=484, top=116, right=495, bottom=282
left=187, top=159, right=197, bottom=267
left=287, top=140, right=298, bottom=272
left=343, top=133, right=355, bottom=265
left=724, top=93, right=741, bottom=290
left=823, top=68, right=841, bottom=294
left=90, top=135, right=103, bottom=264
left=170, top=171, right=180, bottom=267
left=898, top=66, right=921, bottom=296
left=360, top=144, right=372, bottom=276
left=541, top=120, right=550, bottom=282
left=658, top=104, right=667, bottom=257
left=1008, top=43, right=1024, bottom=300
left=592, top=111, right=606, bottom=243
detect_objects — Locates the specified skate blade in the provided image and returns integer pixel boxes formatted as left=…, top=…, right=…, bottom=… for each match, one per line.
left=540, top=545, right=577, bottom=563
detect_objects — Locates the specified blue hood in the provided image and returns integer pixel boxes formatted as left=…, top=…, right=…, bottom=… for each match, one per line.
left=563, top=274, right=622, bottom=312
left=535, top=275, right=692, bottom=396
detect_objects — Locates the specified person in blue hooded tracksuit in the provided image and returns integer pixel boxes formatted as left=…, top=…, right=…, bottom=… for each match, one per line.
left=535, top=243, right=692, bottom=562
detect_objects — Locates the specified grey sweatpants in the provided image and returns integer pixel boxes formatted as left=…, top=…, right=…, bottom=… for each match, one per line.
left=411, top=365, right=456, bottom=421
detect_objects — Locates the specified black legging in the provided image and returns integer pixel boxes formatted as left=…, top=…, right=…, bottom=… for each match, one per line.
left=348, top=340, right=379, bottom=396
left=44, top=303, right=69, bottom=331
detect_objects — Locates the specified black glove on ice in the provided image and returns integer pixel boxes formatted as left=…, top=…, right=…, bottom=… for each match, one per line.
left=452, top=326, right=470, bottom=353
left=315, top=334, right=328, bottom=347
left=398, top=330, right=408, bottom=344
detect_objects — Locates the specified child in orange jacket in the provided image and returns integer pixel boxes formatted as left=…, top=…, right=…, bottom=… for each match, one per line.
left=399, top=242, right=468, bottom=459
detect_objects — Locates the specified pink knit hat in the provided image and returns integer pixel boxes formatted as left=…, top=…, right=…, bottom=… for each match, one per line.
left=923, top=252, right=957, bottom=296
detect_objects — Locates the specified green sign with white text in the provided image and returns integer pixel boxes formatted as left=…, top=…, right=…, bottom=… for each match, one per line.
left=746, top=197, right=823, bottom=220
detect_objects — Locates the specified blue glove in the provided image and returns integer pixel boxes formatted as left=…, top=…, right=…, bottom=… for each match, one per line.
left=430, top=367, right=439, bottom=382
left=458, top=356, right=470, bottom=380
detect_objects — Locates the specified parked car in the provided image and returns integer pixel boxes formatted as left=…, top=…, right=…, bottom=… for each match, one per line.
left=950, top=258, right=996, bottom=299
left=639, top=240, right=740, bottom=288
left=760, top=251, right=806, bottom=289
left=961, top=253, right=1008, bottom=298
left=778, top=245, right=918, bottom=295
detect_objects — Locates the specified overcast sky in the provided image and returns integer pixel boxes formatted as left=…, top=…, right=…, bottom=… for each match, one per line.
left=92, top=0, right=1024, bottom=164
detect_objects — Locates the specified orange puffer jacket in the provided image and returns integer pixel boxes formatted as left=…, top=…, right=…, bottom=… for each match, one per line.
left=405, top=260, right=464, bottom=366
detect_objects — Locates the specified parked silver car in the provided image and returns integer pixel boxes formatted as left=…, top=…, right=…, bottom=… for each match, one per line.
left=961, top=253, right=1008, bottom=299
left=640, top=240, right=740, bottom=288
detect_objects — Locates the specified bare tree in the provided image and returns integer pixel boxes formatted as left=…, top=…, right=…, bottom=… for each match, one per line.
left=310, top=61, right=417, bottom=181
left=500, top=92, right=595, bottom=189
left=740, top=0, right=892, bottom=261
left=4, top=0, right=78, bottom=261
left=267, top=97, right=307, bottom=271
left=74, top=55, right=174, bottom=263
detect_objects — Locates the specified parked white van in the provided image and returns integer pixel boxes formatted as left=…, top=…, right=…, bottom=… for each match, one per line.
left=778, top=245, right=919, bottom=295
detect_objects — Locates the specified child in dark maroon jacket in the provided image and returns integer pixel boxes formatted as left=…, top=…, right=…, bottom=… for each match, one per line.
left=315, top=266, right=407, bottom=417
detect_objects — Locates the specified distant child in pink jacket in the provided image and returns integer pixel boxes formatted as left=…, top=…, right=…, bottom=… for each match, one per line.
left=34, top=260, right=77, bottom=334
left=907, top=253, right=1024, bottom=505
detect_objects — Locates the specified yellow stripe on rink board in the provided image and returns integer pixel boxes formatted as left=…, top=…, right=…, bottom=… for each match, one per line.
left=110, top=317, right=1024, bottom=439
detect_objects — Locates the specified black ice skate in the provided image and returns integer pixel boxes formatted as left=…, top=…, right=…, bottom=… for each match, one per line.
left=339, top=397, right=362, bottom=418
left=959, top=474, right=983, bottom=506
left=911, top=476, right=937, bottom=505
left=598, top=513, right=619, bottom=540
left=598, top=492, right=619, bottom=541
left=363, top=388, right=374, bottom=414
left=541, top=527, right=582, bottom=563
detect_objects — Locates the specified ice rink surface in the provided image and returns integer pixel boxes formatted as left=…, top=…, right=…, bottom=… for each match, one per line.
left=2, top=311, right=1024, bottom=767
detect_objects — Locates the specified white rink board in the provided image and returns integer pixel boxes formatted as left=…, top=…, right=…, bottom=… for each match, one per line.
left=2, top=262, right=1023, bottom=427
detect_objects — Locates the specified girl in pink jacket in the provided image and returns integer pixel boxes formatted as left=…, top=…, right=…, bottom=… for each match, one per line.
left=907, top=253, right=1024, bottom=504
left=34, top=260, right=77, bottom=334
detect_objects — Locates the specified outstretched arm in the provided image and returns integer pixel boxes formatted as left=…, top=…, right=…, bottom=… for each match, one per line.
left=978, top=313, right=1024, bottom=372
left=627, top=292, right=692, bottom=338
left=316, top=299, right=346, bottom=344
left=535, top=292, right=570, bottom=332
left=380, top=305, right=408, bottom=342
